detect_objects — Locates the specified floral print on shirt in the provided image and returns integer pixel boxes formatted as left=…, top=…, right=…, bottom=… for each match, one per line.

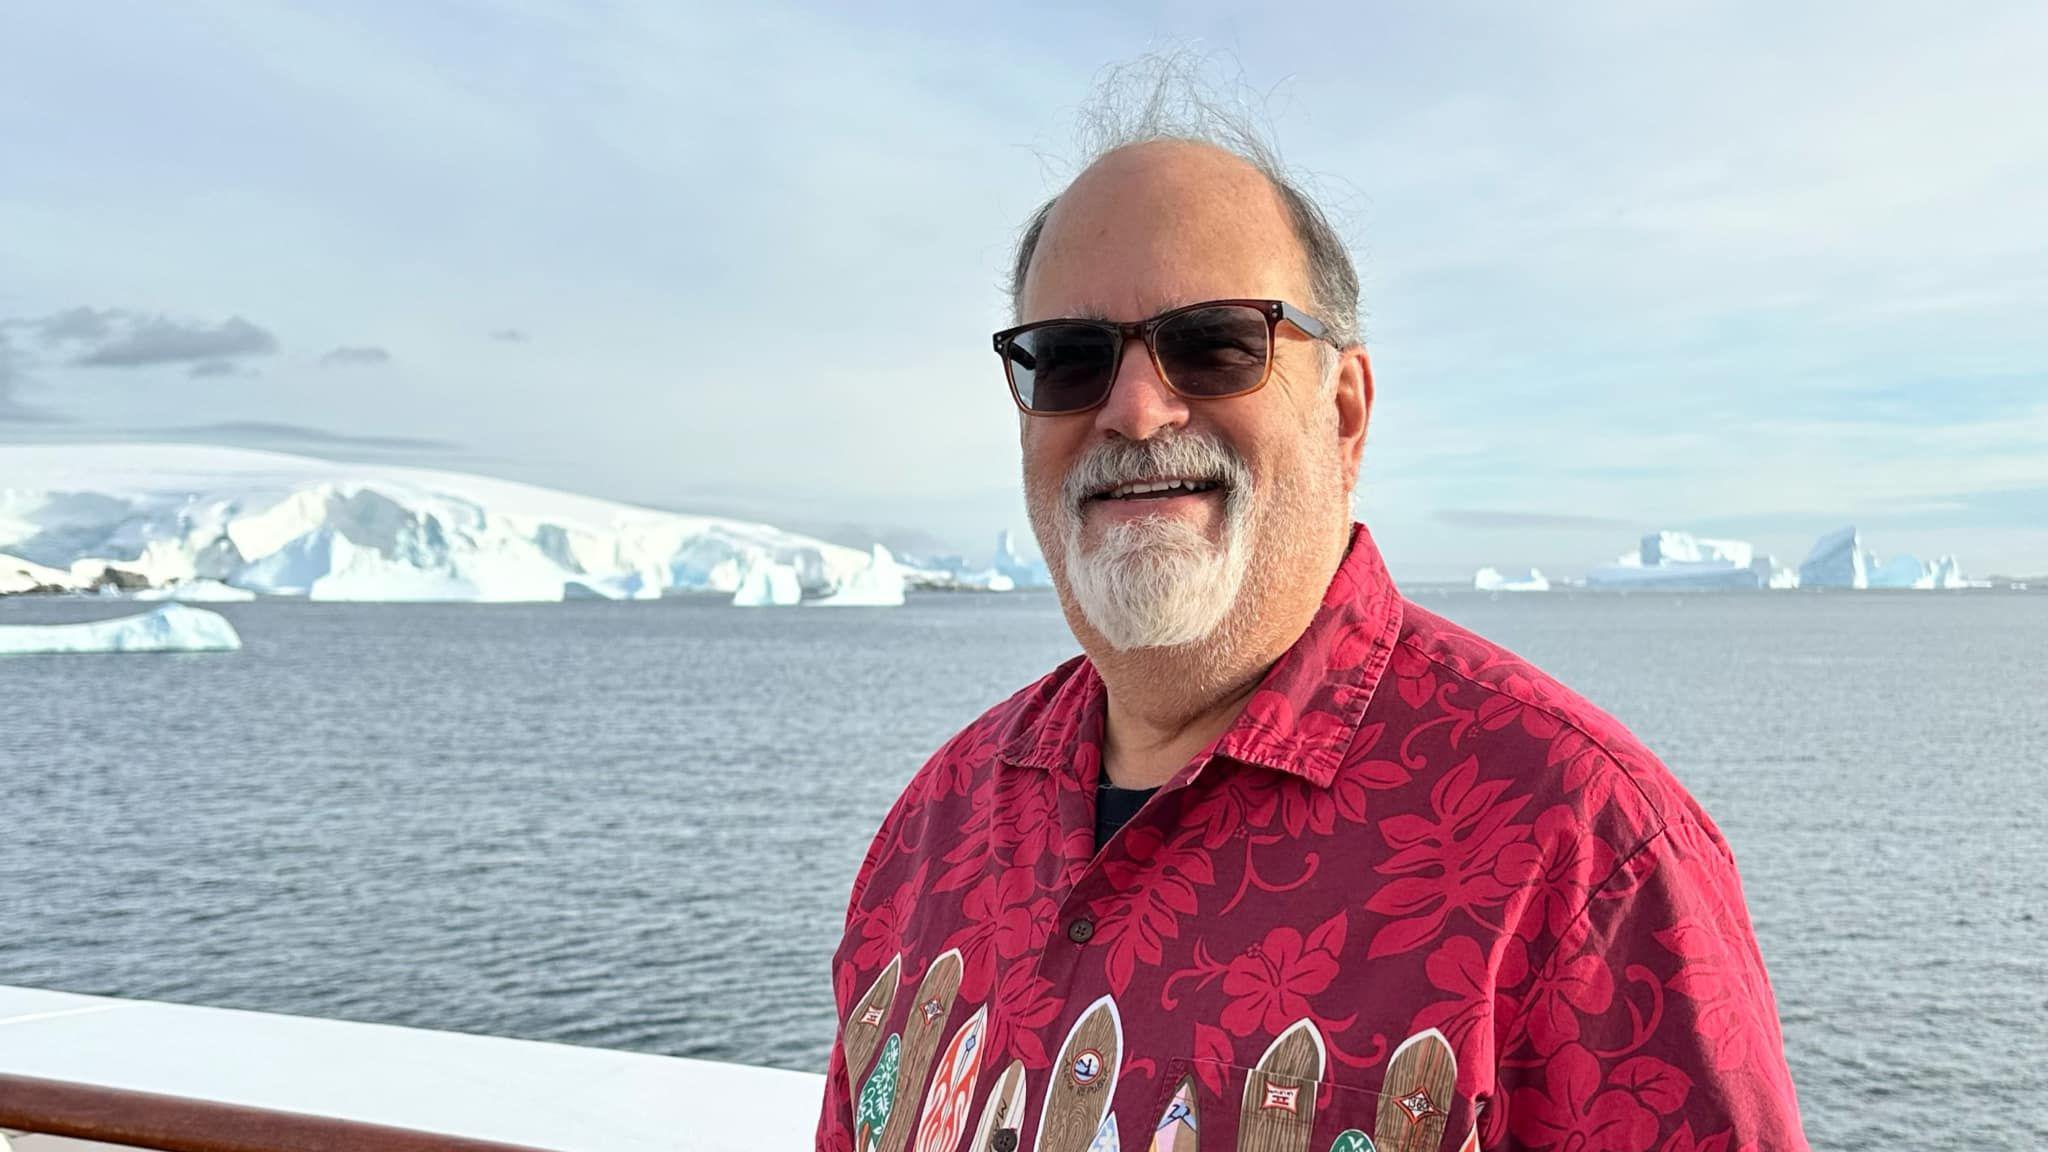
left=818, top=524, right=1807, bottom=1152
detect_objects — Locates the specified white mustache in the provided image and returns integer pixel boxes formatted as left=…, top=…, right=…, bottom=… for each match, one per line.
left=1059, top=433, right=1253, bottom=516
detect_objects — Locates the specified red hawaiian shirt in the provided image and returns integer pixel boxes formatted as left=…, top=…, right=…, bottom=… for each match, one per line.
left=818, top=524, right=1807, bottom=1152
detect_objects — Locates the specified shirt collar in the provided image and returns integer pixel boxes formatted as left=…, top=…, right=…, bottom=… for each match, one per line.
left=998, top=522, right=1404, bottom=789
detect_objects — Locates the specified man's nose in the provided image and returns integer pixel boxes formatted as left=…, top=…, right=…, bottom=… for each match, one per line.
left=1092, top=337, right=1190, bottom=442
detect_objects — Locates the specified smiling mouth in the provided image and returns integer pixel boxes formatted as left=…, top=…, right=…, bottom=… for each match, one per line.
left=1086, top=477, right=1227, bottom=503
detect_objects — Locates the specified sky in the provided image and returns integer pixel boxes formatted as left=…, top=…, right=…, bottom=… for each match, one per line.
left=2, top=1, right=2044, bottom=580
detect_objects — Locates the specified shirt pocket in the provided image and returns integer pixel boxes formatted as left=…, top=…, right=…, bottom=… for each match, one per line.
left=1144, top=1056, right=1466, bottom=1152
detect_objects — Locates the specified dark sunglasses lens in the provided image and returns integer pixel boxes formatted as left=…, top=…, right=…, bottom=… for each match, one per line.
left=1154, top=305, right=1272, bottom=397
left=1005, top=324, right=1117, bottom=413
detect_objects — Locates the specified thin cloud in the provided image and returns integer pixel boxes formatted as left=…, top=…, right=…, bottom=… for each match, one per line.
left=488, top=328, right=527, bottom=343
left=187, top=359, right=246, bottom=379
left=1432, top=508, right=1637, bottom=531
left=35, top=306, right=115, bottom=344
left=320, top=345, right=394, bottom=367
left=158, top=420, right=457, bottom=452
left=43, top=309, right=279, bottom=370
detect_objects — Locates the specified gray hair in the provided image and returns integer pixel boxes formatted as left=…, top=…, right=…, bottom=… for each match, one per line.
left=1007, top=54, right=1362, bottom=349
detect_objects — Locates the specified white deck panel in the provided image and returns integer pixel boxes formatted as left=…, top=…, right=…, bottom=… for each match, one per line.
left=0, top=986, right=822, bottom=1151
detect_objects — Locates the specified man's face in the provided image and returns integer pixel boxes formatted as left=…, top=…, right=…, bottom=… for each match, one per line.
left=1017, top=141, right=1365, bottom=653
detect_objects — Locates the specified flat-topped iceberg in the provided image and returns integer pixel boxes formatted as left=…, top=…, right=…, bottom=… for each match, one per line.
left=1587, top=531, right=1775, bottom=590
left=0, top=604, right=241, bottom=655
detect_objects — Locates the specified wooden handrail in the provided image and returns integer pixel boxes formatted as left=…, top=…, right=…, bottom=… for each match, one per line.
left=0, top=1072, right=559, bottom=1152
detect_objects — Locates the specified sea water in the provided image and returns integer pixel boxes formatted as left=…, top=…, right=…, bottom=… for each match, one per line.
left=2, top=590, right=2043, bottom=1148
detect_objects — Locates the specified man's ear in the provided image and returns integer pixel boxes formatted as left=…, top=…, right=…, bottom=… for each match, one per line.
left=1334, top=345, right=1373, bottom=488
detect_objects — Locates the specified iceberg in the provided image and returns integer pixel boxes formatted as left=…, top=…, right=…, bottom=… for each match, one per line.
left=897, top=548, right=1020, bottom=593
left=808, top=544, right=907, bottom=607
left=1473, top=567, right=1550, bottom=593
left=132, top=579, right=257, bottom=603
left=1586, top=531, right=1769, bottom=590
left=731, top=560, right=802, bottom=607
left=1, top=551, right=80, bottom=596
left=0, top=443, right=887, bottom=604
left=1928, top=556, right=1976, bottom=590
left=1798, top=526, right=1867, bottom=588
left=1797, top=526, right=1974, bottom=589
left=0, top=604, right=241, bottom=655
left=993, top=530, right=1052, bottom=589
left=960, top=569, right=1016, bottom=592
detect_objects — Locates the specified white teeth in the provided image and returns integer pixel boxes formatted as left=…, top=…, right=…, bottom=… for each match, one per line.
left=1104, top=478, right=1218, bottom=499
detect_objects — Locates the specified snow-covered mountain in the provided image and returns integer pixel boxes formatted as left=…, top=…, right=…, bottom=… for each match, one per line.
left=0, top=444, right=901, bottom=603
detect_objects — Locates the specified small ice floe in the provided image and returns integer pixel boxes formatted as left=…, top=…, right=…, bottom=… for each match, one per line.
left=1473, top=566, right=1551, bottom=593
left=0, top=603, right=242, bottom=655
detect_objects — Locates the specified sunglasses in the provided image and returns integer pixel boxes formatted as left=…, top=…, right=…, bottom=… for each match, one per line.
left=992, top=298, right=1333, bottom=415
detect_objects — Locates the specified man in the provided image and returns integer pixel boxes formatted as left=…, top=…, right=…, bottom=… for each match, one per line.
left=817, top=116, right=1807, bottom=1151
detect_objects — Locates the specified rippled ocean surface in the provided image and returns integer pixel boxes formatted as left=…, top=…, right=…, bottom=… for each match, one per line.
left=3, top=590, right=2043, bottom=1147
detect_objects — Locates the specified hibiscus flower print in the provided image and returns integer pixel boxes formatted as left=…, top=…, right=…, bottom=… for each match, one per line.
left=1508, top=1043, right=1672, bottom=1152
left=1219, top=915, right=1345, bottom=1038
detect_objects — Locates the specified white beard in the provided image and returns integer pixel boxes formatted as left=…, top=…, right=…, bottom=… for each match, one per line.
left=1061, top=505, right=1252, bottom=650
left=1048, top=433, right=1255, bottom=651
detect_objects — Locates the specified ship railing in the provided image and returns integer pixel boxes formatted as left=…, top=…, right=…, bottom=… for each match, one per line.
left=0, top=1071, right=553, bottom=1151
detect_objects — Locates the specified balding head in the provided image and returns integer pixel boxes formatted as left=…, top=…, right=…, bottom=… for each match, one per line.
left=1012, top=141, right=1360, bottom=347
left=1019, top=141, right=1309, bottom=328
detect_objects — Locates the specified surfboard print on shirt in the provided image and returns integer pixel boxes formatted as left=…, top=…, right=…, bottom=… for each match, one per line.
left=856, top=1033, right=902, bottom=1152
left=844, top=953, right=903, bottom=1103
left=1148, top=1075, right=1199, bottom=1152
left=970, top=1060, right=1029, bottom=1152
left=1370, top=1029, right=1456, bottom=1152
left=911, top=1002, right=990, bottom=1152
left=1236, top=1017, right=1326, bottom=1152
left=875, top=949, right=966, bottom=1152
left=1033, top=994, right=1124, bottom=1152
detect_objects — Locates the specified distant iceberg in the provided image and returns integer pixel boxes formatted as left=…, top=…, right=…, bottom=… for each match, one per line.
left=898, top=546, right=1023, bottom=593
left=731, top=560, right=802, bottom=607
left=0, top=604, right=241, bottom=655
left=1474, top=567, right=1550, bottom=592
left=133, top=579, right=257, bottom=603
left=993, top=530, right=1052, bottom=589
left=1798, top=526, right=1975, bottom=589
left=1586, top=531, right=1774, bottom=590
left=808, top=544, right=907, bottom=607
left=1797, top=526, right=1865, bottom=588
left=958, top=569, right=1016, bottom=592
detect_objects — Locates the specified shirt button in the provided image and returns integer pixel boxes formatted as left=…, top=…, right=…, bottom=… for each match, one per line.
left=1066, top=917, right=1095, bottom=944
left=992, top=1129, right=1019, bottom=1152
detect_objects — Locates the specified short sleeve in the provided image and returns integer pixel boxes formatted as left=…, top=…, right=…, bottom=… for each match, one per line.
left=815, top=1031, right=854, bottom=1152
left=1492, top=818, right=1808, bottom=1151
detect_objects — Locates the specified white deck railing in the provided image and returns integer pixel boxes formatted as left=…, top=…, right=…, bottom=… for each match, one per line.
left=0, top=986, right=822, bottom=1151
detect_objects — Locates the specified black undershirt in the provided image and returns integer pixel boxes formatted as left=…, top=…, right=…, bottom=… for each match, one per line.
left=1094, top=782, right=1159, bottom=850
